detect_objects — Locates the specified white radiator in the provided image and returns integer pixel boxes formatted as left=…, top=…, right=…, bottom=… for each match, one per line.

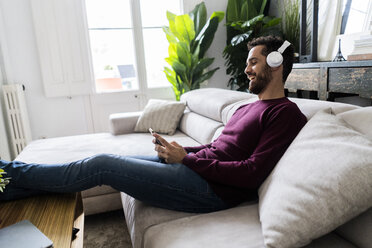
left=2, top=84, right=32, bottom=157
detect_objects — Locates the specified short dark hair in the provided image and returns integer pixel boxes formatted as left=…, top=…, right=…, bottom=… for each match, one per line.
left=247, top=36, right=294, bottom=83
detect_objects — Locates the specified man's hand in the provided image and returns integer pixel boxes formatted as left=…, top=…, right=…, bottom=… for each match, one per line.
left=152, top=133, right=187, bottom=164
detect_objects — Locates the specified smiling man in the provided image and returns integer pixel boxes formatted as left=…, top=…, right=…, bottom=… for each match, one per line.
left=1, top=36, right=307, bottom=213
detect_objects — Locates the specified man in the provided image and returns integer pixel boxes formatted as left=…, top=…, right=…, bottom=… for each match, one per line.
left=0, top=36, right=307, bottom=213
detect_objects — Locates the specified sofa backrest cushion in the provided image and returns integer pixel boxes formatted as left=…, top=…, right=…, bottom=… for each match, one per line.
left=220, top=96, right=359, bottom=126
left=179, top=111, right=223, bottom=145
left=289, top=98, right=360, bottom=119
left=258, top=108, right=372, bottom=248
left=180, top=88, right=253, bottom=122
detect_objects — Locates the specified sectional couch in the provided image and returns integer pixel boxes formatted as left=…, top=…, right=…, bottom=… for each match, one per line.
left=16, top=88, right=372, bottom=248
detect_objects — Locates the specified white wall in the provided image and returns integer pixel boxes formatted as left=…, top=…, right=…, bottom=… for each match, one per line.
left=203, top=0, right=230, bottom=90
left=0, top=0, right=93, bottom=140
left=0, top=0, right=235, bottom=142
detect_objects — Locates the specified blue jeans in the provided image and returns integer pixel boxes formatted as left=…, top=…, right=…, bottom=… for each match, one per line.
left=0, top=154, right=228, bottom=213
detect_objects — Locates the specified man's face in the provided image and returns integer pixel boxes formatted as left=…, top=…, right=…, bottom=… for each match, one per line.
left=244, top=45, right=273, bottom=95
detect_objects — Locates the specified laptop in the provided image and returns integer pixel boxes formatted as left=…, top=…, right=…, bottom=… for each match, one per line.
left=0, top=220, right=53, bottom=248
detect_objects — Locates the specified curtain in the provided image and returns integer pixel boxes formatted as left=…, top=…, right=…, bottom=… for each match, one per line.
left=317, top=0, right=343, bottom=61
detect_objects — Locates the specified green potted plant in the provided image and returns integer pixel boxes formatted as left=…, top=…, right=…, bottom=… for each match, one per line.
left=163, top=2, right=224, bottom=100
left=223, top=0, right=281, bottom=91
left=280, top=0, right=300, bottom=55
left=0, top=169, right=10, bottom=192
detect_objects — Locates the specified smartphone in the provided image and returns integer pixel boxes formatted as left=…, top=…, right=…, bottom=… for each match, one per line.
left=149, top=128, right=162, bottom=145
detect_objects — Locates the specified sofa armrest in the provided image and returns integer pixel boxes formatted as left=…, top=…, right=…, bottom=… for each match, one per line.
left=109, top=111, right=142, bottom=135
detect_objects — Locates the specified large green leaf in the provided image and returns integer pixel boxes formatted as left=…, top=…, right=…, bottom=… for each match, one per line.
left=259, top=0, right=267, bottom=14
left=166, top=11, right=176, bottom=22
left=226, top=0, right=241, bottom=22
left=188, top=2, right=207, bottom=37
left=241, top=1, right=248, bottom=21
left=210, top=11, right=224, bottom=22
left=195, top=12, right=224, bottom=58
left=192, top=57, right=215, bottom=76
left=193, top=67, right=219, bottom=87
left=169, top=15, right=193, bottom=43
left=176, top=42, right=192, bottom=69
left=263, top=17, right=281, bottom=27
left=173, top=15, right=195, bottom=43
left=167, top=43, right=178, bottom=60
left=164, top=67, right=177, bottom=87
left=247, top=0, right=258, bottom=19
left=241, top=14, right=264, bottom=28
left=231, top=30, right=253, bottom=46
left=163, top=27, right=178, bottom=43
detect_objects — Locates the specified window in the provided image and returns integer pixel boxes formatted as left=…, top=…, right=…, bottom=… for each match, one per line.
left=342, top=0, right=372, bottom=34
left=85, top=0, right=183, bottom=92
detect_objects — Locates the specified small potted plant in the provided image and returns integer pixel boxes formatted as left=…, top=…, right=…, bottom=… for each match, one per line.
left=0, top=169, right=10, bottom=192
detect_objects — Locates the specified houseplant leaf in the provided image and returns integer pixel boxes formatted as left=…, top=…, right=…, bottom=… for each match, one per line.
left=189, top=2, right=207, bottom=37
left=195, top=12, right=224, bottom=58
left=231, top=30, right=253, bottom=46
left=163, top=1, right=223, bottom=100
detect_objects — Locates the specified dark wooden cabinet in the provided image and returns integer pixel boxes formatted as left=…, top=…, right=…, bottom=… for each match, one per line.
left=286, top=60, right=372, bottom=102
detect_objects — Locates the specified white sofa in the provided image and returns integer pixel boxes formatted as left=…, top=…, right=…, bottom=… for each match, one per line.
left=16, top=88, right=372, bottom=248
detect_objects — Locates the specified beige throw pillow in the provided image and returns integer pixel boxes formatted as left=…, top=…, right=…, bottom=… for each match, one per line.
left=134, top=99, right=186, bottom=135
left=258, top=108, right=372, bottom=248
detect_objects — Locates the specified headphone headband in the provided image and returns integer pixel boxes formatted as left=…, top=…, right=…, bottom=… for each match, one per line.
left=277, top=40, right=291, bottom=54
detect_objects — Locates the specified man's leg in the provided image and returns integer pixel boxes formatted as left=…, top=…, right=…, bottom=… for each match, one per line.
left=0, top=155, right=228, bottom=213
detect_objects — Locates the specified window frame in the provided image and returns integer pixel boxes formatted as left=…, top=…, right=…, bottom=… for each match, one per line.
left=86, top=0, right=184, bottom=94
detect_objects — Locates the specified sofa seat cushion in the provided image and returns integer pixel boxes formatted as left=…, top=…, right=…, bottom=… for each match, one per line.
left=336, top=207, right=372, bottom=248
left=83, top=192, right=122, bottom=216
left=16, top=131, right=200, bottom=163
left=16, top=131, right=200, bottom=214
left=180, top=88, right=254, bottom=122
left=121, top=193, right=196, bottom=248
left=143, top=202, right=264, bottom=248
left=141, top=201, right=357, bottom=248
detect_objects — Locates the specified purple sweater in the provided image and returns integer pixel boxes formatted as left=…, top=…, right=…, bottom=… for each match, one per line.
left=182, top=97, right=307, bottom=206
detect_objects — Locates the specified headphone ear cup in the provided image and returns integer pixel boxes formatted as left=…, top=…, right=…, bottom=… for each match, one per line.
left=267, top=51, right=283, bottom=67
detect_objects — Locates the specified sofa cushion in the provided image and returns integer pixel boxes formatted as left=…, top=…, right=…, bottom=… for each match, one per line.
left=180, top=88, right=253, bottom=122
left=134, top=99, right=186, bottom=135
left=16, top=131, right=199, bottom=163
left=289, top=97, right=359, bottom=119
left=220, top=96, right=359, bottom=125
left=83, top=192, right=122, bottom=216
left=16, top=131, right=200, bottom=214
left=258, top=108, right=372, bottom=248
left=337, top=107, right=372, bottom=139
left=221, top=98, right=258, bottom=125
left=336, top=207, right=372, bottom=248
left=303, top=233, right=357, bottom=248
left=143, top=202, right=265, bottom=248
left=121, top=193, right=196, bottom=248
left=179, top=112, right=223, bottom=144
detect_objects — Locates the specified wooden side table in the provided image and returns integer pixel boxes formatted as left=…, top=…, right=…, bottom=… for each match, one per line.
left=0, top=192, right=84, bottom=248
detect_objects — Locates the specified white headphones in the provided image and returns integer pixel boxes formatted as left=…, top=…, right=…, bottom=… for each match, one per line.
left=266, top=40, right=291, bottom=68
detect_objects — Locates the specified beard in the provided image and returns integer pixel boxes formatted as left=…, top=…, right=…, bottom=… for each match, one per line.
left=248, top=65, right=272, bottom=95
